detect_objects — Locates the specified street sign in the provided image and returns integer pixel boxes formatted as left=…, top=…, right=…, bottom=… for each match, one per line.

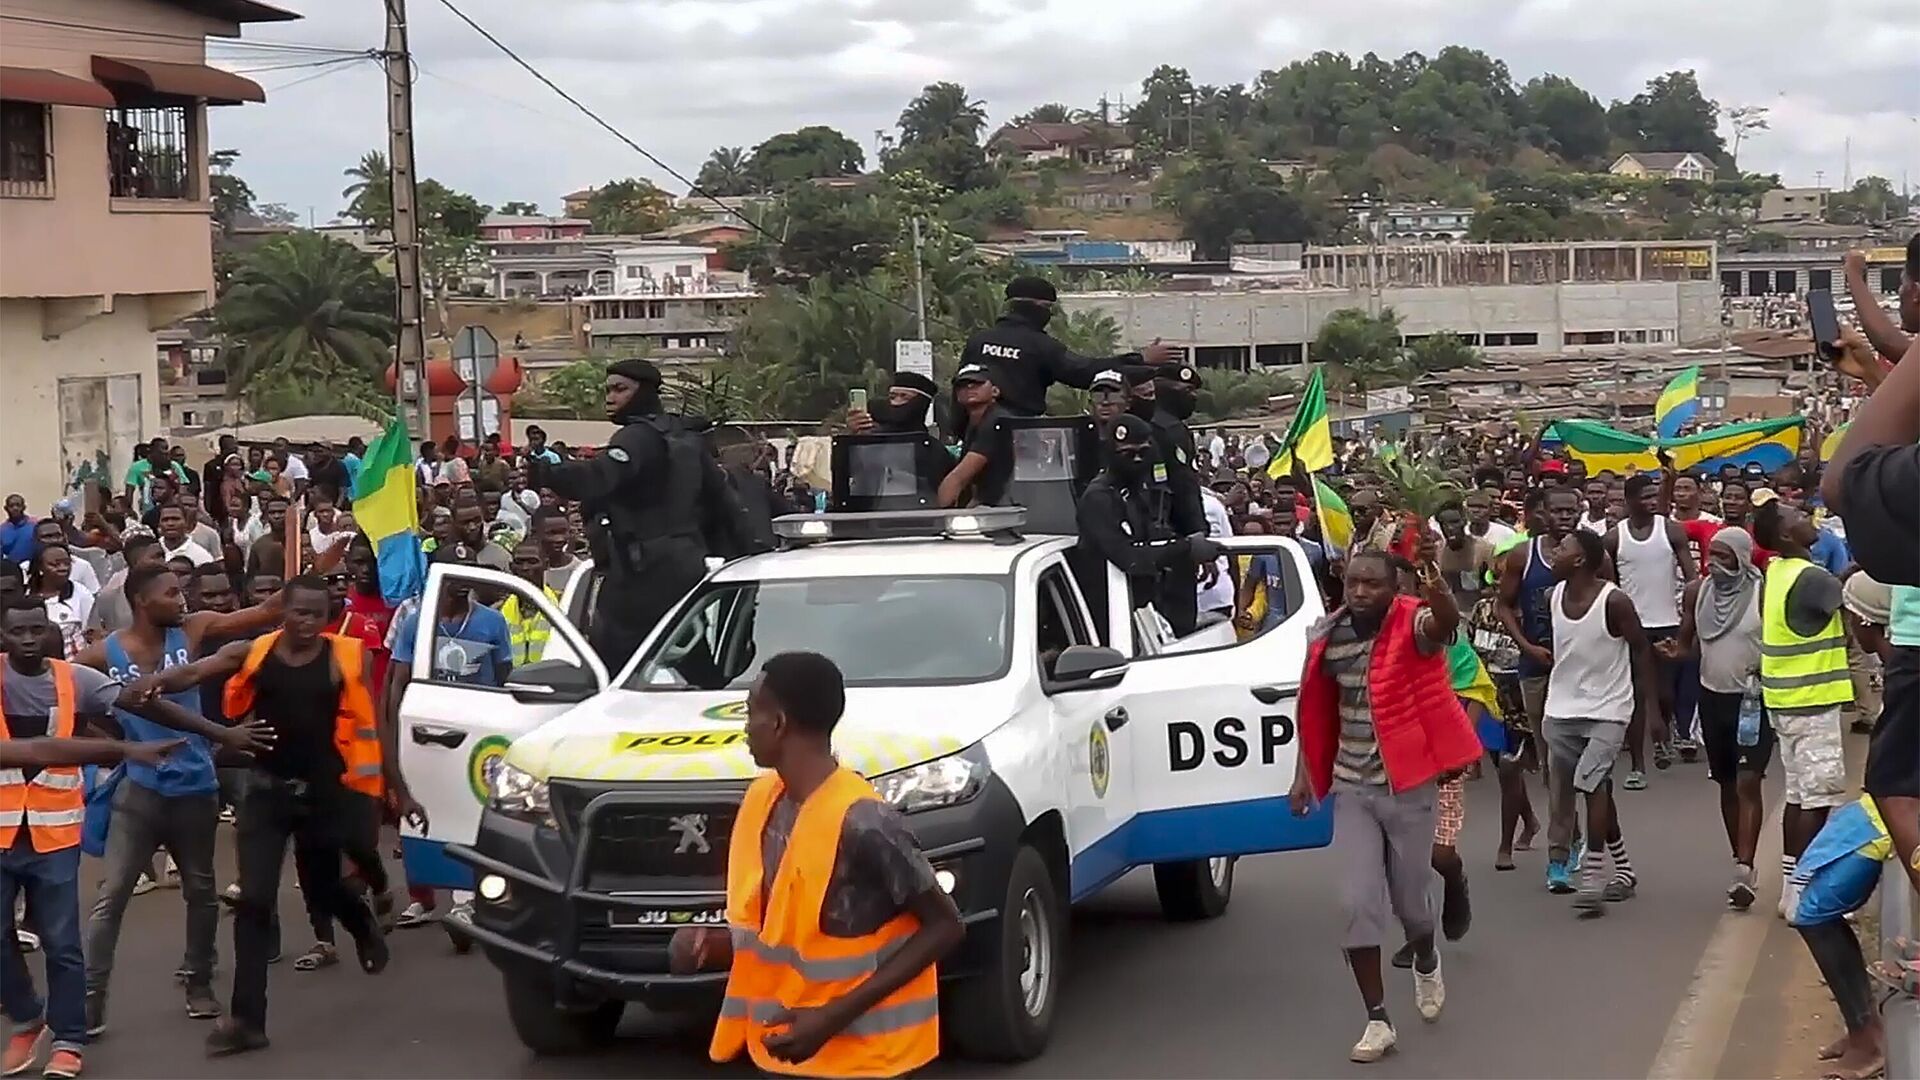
left=894, top=339, right=933, bottom=380
left=452, top=325, right=500, bottom=443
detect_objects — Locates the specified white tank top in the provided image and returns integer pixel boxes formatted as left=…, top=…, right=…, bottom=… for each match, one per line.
left=1615, top=516, right=1680, bottom=629
left=1544, top=581, right=1635, bottom=723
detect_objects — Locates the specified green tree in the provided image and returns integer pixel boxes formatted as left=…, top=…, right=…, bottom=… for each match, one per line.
left=1126, top=64, right=1200, bottom=154
left=1407, top=331, right=1482, bottom=373
left=518, top=357, right=611, bottom=419
left=1607, top=71, right=1724, bottom=156
left=769, top=184, right=899, bottom=281
left=1827, top=176, right=1909, bottom=225
left=209, top=148, right=254, bottom=232
left=884, top=134, right=995, bottom=194
left=1158, top=142, right=1315, bottom=259
left=696, top=146, right=756, bottom=196
left=1194, top=368, right=1298, bottom=423
left=898, top=82, right=987, bottom=147
left=1011, top=103, right=1079, bottom=126
left=497, top=199, right=541, bottom=216
left=340, top=149, right=390, bottom=225
left=1519, top=75, right=1610, bottom=164
left=216, top=232, right=395, bottom=416
left=941, top=184, right=1030, bottom=239
left=1312, top=308, right=1407, bottom=391
left=583, top=178, right=671, bottom=234
left=747, top=126, right=865, bottom=188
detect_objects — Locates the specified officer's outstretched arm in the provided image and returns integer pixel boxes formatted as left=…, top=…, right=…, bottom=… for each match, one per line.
left=535, top=430, right=654, bottom=501
left=1042, top=335, right=1145, bottom=392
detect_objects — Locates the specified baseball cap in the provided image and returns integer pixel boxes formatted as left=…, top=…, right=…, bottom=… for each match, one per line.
left=1089, top=369, right=1126, bottom=391
left=1538, top=460, right=1566, bottom=475
left=1749, top=487, right=1780, bottom=508
left=952, top=363, right=992, bottom=386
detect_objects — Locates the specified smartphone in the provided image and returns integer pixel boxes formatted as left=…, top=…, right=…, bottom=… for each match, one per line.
left=849, top=388, right=868, bottom=412
left=1806, top=289, right=1840, bottom=360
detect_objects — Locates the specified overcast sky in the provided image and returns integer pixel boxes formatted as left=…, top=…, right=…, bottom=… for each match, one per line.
left=211, top=0, right=1920, bottom=221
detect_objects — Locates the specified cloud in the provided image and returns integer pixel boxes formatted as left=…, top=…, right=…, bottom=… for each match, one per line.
left=211, top=0, right=1920, bottom=219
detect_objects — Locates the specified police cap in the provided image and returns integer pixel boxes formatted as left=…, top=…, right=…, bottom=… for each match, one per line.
left=1005, top=276, right=1059, bottom=303
left=1089, top=368, right=1126, bottom=391
left=1158, top=364, right=1202, bottom=390
left=890, top=370, right=939, bottom=399
left=952, top=363, right=993, bottom=386
left=1108, top=414, right=1154, bottom=445
left=608, top=358, right=662, bottom=385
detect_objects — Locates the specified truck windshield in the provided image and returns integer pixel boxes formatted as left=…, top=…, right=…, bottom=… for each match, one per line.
left=625, top=575, right=1011, bottom=690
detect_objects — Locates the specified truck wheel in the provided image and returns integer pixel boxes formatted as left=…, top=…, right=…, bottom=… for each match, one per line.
left=945, top=845, right=1063, bottom=1062
left=1153, top=856, right=1235, bottom=921
left=502, top=973, right=622, bottom=1055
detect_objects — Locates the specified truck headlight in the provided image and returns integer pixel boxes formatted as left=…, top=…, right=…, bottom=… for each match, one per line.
left=873, top=750, right=988, bottom=814
left=489, top=761, right=550, bottom=819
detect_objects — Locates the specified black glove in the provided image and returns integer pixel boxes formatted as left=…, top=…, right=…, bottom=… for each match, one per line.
left=1186, top=534, right=1224, bottom=563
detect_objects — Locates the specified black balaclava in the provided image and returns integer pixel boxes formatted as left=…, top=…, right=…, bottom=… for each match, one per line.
left=1106, top=415, right=1155, bottom=484
left=1005, top=275, right=1058, bottom=331
left=869, top=371, right=938, bottom=433
left=608, top=358, right=662, bottom=423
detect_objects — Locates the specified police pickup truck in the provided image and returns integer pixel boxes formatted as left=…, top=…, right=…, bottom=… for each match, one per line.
left=398, top=507, right=1330, bottom=1061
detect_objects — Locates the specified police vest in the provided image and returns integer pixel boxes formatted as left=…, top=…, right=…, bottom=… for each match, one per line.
left=710, top=768, right=939, bottom=1078
left=1760, top=558, right=1853, bottom=711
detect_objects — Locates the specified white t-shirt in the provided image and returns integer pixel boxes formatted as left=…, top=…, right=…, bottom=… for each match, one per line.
left=280, top=453, right=309, bottom=481
left=1196, top=489, right=1235, bottom=614
left=158, top=537, right=218, bottom=566
left=43, top=584, right=96, bottom=660
left=1468, top=520, right=1516, bottom=548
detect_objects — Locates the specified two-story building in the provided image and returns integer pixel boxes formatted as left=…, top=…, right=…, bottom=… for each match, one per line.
left=1609, top=151, right=1718, bottom=184
left=477, top=212, right=590, bottom=242
left=1, top=0, right=290, bottom=508
left=578, top=244, right=754, bottom=366
left=987, top=122, right=1134, bottom=168
left=1370, top=204, right=1475, bottom=244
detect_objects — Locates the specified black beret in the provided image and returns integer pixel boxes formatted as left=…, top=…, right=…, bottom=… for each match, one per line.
left=1006, top=276, right=1059, bottom=303
left=1108, top=414, right=1154, bottom=444
left=608, top=358, right=662, bottom=385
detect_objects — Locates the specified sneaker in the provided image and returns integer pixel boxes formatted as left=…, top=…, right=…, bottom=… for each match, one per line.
left=1568, top=845, right=1583, bottom=873
left=184, top=986, right=221, bottom=1019
left=1441, top=873, right=1472, bottom=941
left=1412, top=956, right=1445, bottom=1021
left=1348, top=1019, right=1397, bottom=1063
left=1603, top=879, right=1637, bottom=902
left=1389, top=941, right=1416, bottom=969
left=394, top=901, right=436, bottom=929
left=219, top=883, right=241, bottom=908
left=3, top=1024, right=46, bottom=1077
left=84, top=992, right=106, bottom=1038
left=1728, top=865, right=1757, bottom=911
left=1779, top=878, right=1801, bottom=922
left=1623, top=769, right=1648, bottom=790
left=159, top=855, right=180, bottom=888
left=446, top=899, right=474, bottom=927
left=218, top=805, right=236, bottom=825
left=1546, top=860, right=1574, bottom=894
left=15, top=929, right=38, bottom=954
left=40, top=1048, right=81, bottom=1079
left=1678, top=740, right=1700, bottom=764
left=204, top=1023, right=270, bottom=1058
left=1652, top=741, right=1673, bottom=770
left=1574, top=884, right=1607, bottom=918
left=130, top=874, right=157, bottom=897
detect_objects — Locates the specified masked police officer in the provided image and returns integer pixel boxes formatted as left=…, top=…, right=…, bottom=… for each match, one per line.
left=844, top=370, right=952, bottom=493
left=530, top=359, right=759, bottom=668
left=961, top=276, right=1176, bottom=417
left=1071, top=414, right=1222, bottom=648
left=1074, top=369, right=1134, bottom=491
left=1147, top=363, right=1208, bottom=634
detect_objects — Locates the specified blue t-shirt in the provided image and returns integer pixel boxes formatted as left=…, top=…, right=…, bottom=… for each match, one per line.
left=0, top=516, right=35, bottom=563
left=394, top=604, right=513, bottom=687
left=103, top=628, right=217, bottom=797
left=1808, top=529, right=1850, bottom=576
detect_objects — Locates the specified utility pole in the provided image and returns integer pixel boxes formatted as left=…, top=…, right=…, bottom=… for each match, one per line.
left=383, top=0, right=427, bottom=435
left=910, top=216, right=927, bottom=340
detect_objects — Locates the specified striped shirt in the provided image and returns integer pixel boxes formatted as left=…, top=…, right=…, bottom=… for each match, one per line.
left=1321, top=607, right=1441, bottom=789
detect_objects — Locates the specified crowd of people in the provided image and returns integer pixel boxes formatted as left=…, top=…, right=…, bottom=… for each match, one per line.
left=1, top=239, right=1916, bottom=1079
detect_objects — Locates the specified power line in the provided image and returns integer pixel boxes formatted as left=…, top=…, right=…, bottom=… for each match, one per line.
left=0, top=13, right=367, bottom=56
left=260, top=56, right=380, bottom=94
left=425, top=0, right=958, bottom=335
left=224, top=53, right=380, bottom=76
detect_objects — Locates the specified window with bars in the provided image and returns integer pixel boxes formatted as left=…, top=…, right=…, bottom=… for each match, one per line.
left=107, top=102, right=195, bottom=199
left=1, top=102, right=52, bottom=196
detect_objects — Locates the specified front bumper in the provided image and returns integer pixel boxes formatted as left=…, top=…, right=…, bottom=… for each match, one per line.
left=447, top=775, right=1026, bottom=1009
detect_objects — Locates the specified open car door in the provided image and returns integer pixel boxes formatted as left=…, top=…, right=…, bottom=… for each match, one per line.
left=398, top=563, right=608, bottom=889
left=1115, top=536, right=1334, bottom=871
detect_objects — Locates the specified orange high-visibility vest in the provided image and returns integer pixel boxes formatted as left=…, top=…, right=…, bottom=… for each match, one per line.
left=0, top=660, right=85, bottom=852
left=223, top=632, right=384, bottom=798
left=710, top=768, right=939, bottom=1078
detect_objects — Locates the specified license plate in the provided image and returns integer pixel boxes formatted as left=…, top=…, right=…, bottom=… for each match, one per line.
left=606, top=906, right=727, bottom=929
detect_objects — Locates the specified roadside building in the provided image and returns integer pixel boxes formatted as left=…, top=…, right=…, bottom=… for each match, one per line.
left=1609, top=151, right=1718, bottom=184
left=1, top=0, right=290, bottom=508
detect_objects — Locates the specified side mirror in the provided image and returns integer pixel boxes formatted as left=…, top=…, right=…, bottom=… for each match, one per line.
left=1048, top=644, right=1129, bottom=693
left=506, top=659, right=600, bottom=705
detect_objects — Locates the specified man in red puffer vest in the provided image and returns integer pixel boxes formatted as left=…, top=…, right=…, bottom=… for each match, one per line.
left=1290, top=542, right=1483, bottom=1065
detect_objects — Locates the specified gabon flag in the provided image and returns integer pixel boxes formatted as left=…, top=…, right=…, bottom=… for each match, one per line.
left=1268, top=367, right=1334, bottom=479
left=1311, top=474, right=1354, bottom=553
left=1654, top=365, right=1701, bottom=439
left=351, top=420, right=426, bottom=602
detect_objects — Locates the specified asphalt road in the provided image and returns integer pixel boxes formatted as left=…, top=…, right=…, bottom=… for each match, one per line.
left=38, top=761, right=1756, bottom=1079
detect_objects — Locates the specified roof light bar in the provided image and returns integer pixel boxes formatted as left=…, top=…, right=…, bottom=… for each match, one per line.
left=771, top=507, right=1028, bottom=543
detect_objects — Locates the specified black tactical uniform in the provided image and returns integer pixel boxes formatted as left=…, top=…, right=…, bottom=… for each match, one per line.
left=1070, top=414, right=1221, bottom=648
left=959, top=276, right=1151, bottom=417
left=1148, top=365, right=1207, bottom=635
left=532, top=360, right=760, bottom=669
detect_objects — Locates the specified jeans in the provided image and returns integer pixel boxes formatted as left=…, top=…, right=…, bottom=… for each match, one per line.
left=0, top=844, right=87, bottom=1051
left=84, top=782, right=219, bottom=997
left=230, top=773, right=374, bottom=1032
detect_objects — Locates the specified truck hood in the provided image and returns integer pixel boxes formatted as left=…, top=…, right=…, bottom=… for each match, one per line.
left=505, top=684, right=1018, bottom=783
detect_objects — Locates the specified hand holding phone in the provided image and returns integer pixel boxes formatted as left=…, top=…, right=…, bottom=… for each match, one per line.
left=1805, top=289, right=1840, bottom=361
left=849, top=388, right=868, bottom=412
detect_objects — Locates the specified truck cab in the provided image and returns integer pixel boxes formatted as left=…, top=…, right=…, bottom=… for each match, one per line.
left=397, top=507, right=1330, bottom=1060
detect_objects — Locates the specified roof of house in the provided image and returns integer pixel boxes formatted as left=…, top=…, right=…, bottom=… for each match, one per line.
left=650, top=220, right=750, bottom=241
left=164, top=0, right=300, bottom=22
left=990, top=122, right=1133, bottom=152
left=1617, top=151, right=1713, bottom=170
left=481, top=213, right=590, bottom=229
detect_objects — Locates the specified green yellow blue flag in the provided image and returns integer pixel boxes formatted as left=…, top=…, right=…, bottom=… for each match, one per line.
left=1268, top=367, right=1334, bottom=478
left=1544, top=415, right=1803, bottom=475
left=1312, top=474, right=1353, bottom=552
left=1819, top=423, right=1849, bottom=462
left=1655, top=365, right=1701, bottom=439
left=351, top=420, right=425, bottom=602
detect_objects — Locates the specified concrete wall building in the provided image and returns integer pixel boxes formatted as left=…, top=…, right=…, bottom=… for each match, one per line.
left=1, top=0, right=289, bottom=508
left=1719, top=246, right=1909, bottom=297
left=1758, top=187, right=1829, bottom=224
left=1369, top=204, right=1475, bottom=244
left=579, top=246, right=755, bottom=365
left=478, top=213, right=589, bottom=242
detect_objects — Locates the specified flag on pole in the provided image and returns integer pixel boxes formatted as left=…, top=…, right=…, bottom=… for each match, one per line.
left=1312, top=474, right=1353, bottom=553
left=1819, top=423, right=1849, bottom=462
left=1654, top=365, right=1701, bottom=439
left=1268, top=367, right=1334, bottom=478
left=1544, top=415, right=1803, bottom=475
left=351, top=420, right=426, bottom=602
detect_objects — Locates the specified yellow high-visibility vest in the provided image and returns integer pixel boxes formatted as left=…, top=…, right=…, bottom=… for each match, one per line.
left=1760, top=558, right=1853, bottom=710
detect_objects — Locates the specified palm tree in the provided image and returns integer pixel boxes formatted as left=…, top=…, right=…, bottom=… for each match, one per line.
left=696, top=146, right=755, bottom=196
left=217, top=232, right=395, bottom=398
left=341, top=149, right=390, bottom=225
left=898, top=82, right=987, bottom=147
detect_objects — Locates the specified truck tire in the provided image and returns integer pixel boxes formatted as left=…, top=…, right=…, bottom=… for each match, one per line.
left=945, top=845, right=1063, bottom=1062
left=502, top=973, right=622, bottom=1055
left=1153, top=856, right=1235, bottom=921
